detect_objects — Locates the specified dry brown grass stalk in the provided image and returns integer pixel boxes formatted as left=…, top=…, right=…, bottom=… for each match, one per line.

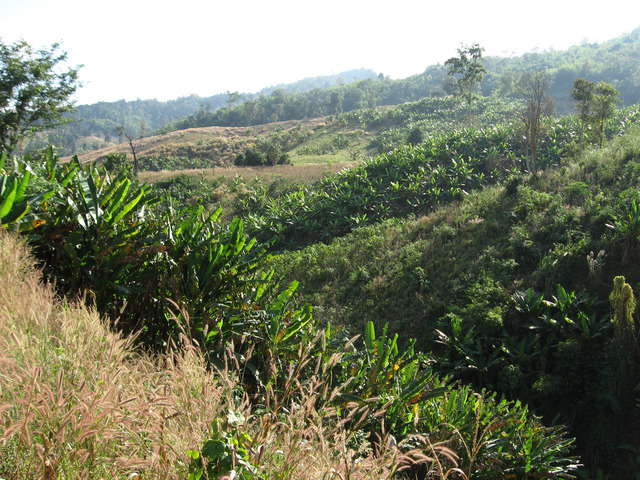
left=0, top=231, right=242, bottom=478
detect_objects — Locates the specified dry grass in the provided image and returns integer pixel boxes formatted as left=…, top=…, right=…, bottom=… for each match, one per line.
left=64, top=118, right=333, bottom=166
left=138, top=161, right=358, bottom=186
left=0, top=230, right=423, bottom=479
left=0, top=230, right=239, bottom=478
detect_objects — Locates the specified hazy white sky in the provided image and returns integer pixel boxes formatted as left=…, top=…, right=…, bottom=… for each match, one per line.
left=2, top=0, right=639, bottom=105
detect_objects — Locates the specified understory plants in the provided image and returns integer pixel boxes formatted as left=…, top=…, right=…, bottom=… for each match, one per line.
left=0, top=147, right=581, bottom=479
left=269, top=126, right=640, bottom=478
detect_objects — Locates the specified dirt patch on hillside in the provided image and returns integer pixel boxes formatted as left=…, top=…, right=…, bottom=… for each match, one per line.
left=139, top=160, right=359, bottom=185
left=63, top=117, right=331, bottom=165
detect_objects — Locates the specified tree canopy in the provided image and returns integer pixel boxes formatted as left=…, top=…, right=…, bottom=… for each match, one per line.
left=0, top=39, right=81, bottom=155
left=445, top=43, right=487, bottom=122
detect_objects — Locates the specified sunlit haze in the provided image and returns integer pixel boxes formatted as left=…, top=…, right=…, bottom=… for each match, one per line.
left=2, top=0, right=639, bottom=105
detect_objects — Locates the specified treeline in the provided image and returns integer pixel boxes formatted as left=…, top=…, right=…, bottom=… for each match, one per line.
left=170, top=68, right=448, bottom=130
left=170, top=27, right=640, bottom=131
left=28, top=94, right=227, bottom=155
left=482, top=26, right=640, bottom=111
left=33, top=27, right=640, bottom=156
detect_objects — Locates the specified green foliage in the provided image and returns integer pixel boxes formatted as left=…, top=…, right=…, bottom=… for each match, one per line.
left=103, top=152, right=131, bottom=175
left=268, top=126, right=640, bottom=477
left=609, top=276, right=638, bottom=356
left=328, top=322, right=579, bottom=479
left=571, top=78, right=621, bottom=149
left=0, top=39, right=80, bottom=155
left=606, top=199, right=640, bottom=262
left=152, top=172, right=217, bottom=203
left=27, top=28, right=640, bottom=159
left=188, top=411, right=261, bottom=480
left=445, top=43, right=487, bottom=122
left=235, top=146, right=267, bottom=166
left=0, top=152, right=50, bottom=229
left=235, top=144, right=290, bottom=167
left=138, top=154, right=218, bottom=171
left=0, top=153, right=38, bottom=229
left=518, top=71, right=555, bottom=173
left=419, top=387, right=578, bottom=479
left=241, top=129, right=510, bottom=250
left=335, top=322, right=445, bottom=439
left=406, top=126, right=424, bottom=146
left=9, top=53, right=640, bottom=478
left=2, top=150, right=288, bottom=364
left=27, top=153, right=160, bottom=320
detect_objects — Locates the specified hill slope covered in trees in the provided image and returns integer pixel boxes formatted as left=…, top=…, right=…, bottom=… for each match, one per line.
left=30, top=69, right=377, bottom=156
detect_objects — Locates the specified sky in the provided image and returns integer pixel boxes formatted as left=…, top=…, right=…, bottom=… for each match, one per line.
left=2, top=0, right=639, bottom=105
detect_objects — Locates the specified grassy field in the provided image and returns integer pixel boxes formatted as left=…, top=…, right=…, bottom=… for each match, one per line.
left=65, top=116, right=374, bottom=168
left=138, top=160, right=358, bottom=185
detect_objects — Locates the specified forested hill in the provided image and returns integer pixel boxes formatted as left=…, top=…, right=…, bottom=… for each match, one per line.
left=32, top=69, right=377, bottom=156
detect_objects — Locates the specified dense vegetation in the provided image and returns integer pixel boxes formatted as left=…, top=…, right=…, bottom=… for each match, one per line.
left=1, top=147, right=580, bottom=479
left=4, top=107, right=640, bottom=478
left=264, top=124, right=640, bottom=477
left=24, top=27, right=640, bottom=159
left=167, top=27, right=640, bottom=132
left=3, top=29, right=640, bottom=480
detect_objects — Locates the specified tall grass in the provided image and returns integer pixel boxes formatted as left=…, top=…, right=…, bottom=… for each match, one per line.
left=0, top=230, right=418, bottom=479
left=0, top=230, right=236, bottom=478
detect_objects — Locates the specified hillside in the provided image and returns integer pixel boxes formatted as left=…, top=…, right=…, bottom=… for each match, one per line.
left=169, top=27, right=640, bottom=131
left=30, top=69, right=378, bottom=156
left=1, top=147, right=580, bottom=479
left=65, top=95, right=523, bottom=175
left=0, top=229, right=404, bottom=479
left=266, top=126, right=640, bottom=477
left=65, top=117, right=332, bottom=166
left=38, top=27, right=640, bottom=159
left=4, top=30, right=640, bottom=478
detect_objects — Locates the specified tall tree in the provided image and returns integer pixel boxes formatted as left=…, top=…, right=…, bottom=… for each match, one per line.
left=592, top=81, right=620, bottom=148
left=0, top=39, right=81, bottom=155
left=570, top=78, right=620, bottom=150
left=570, top=78, right=594, bottom=156
left=518, top=71, right=555, bottom=174
left=225, top=90, right=243, bottom=108
left=444, top=43, right=487, bottom=124
left=115, top=125, right=139, bottom=173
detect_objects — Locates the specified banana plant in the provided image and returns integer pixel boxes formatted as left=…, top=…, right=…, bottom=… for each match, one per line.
left=607, top=199, right=640, bottom=262
left=223, top=277, right=314, bottom=387
left=436, top=320, right=505, bottom=388
left=419, top=387, right=579, bottom=479
left=0, top=156, right=31, bottom=226
left=0, top=152, right=53, bottom=230
left=336, top=321, right=448, bottom=443
left=29, top=157, right=160, bottom=318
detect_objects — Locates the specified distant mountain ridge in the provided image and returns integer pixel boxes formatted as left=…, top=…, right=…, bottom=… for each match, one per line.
left=254, top=68, right=378, bottom=95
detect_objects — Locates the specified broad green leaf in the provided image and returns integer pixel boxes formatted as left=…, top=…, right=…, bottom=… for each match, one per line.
left=111, top=186, right=143, bottom=225
left=1, top=201, right=29, bottom=225
left=365, top=321, right=376, bottom=355
left=15, top=170, right=30, bottom=203
left=0, top=177, right=18, bottom=219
